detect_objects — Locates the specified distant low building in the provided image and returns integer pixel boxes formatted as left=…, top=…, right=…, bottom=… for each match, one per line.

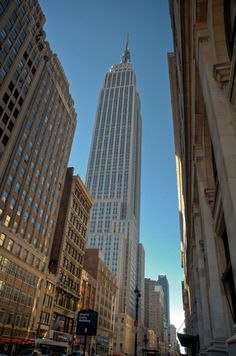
left=83, top=248, right=117, bottom=355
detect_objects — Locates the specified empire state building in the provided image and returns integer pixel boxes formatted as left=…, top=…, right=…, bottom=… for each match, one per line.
left=86, top=41, right=142, bottom=324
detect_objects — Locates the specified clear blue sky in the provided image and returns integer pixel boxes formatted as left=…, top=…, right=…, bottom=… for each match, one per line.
left=40, top=0, right=184, bottom=331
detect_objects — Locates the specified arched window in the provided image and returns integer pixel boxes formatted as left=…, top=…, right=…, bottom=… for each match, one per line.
left=225, top=0, right=236, bottom=58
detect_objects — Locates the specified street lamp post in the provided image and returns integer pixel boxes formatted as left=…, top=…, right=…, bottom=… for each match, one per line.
left=134, top=287, right=141, bottom=356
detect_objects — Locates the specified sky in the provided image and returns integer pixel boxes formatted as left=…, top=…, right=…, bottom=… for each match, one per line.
left=39, top=0, right=185, bottom=333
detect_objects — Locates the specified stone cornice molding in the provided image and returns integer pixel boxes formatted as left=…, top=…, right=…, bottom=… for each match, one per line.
left=213, top=62, right=231, bottom=88
left=204, top=188, right=215, bottom=210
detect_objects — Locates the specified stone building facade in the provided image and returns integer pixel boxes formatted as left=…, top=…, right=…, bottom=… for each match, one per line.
left=0, top=0, right=76, bottom=347
left=48, top=168, right=92, bottom=343
left=144, top=278, right=164, bottom=350
left=168, top=0, right=236, bottom=354
left=83, top=248, right=117, bottom=355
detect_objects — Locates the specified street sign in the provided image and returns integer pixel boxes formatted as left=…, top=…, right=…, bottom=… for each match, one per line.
left=76, top=309, right=98, bottom=336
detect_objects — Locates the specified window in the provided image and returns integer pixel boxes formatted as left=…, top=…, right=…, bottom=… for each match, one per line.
left=6, top=239, right=14, bottom=251
left=7, top=175, right=13, bottom=186
left=17, top=205, right=23, bottom=216
left=8, top=121, right=14, bottom=132
left=10, top=198, right=16, bottom=209
left=1, top=191, right=8, bottom=202
left=0, top=233, right=6, bottom=246
left=4, top=215, right=11, bottom=227
left=3, top=93, right=9, bottom=104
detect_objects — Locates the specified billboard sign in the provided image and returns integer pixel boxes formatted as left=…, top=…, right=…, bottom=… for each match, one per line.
left=76, top=309, right=98, bottom=336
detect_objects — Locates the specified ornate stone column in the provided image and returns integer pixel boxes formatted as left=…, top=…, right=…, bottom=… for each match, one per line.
left=192, top=203, right=212, bottom=355
left=196, top=159, right=229, bottom=355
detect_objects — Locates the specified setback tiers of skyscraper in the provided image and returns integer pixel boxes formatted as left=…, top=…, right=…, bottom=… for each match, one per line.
left=86, top=41, right=142, bottom=330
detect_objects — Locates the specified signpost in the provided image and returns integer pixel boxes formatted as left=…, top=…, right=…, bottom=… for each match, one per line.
left=76, top=310, right=98, bottom=355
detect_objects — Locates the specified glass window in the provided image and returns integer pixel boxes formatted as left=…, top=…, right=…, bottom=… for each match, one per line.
left=10, top=198, right=16, bottom=209
left=0, top=233, right=6, bottom=246
left=15, top=182, right=20, bottom=192
left=1, top=191, right=8, bottom=202
left=6, top=239, right=14, bottom=251
left=4, top=215, right=11, bottom=227
left=17, top=204, right=23, bottom=216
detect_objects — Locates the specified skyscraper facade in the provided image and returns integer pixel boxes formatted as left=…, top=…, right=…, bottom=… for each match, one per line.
left=157, top=274, right=170, bottom=327
left=144, top=278, right=164, bottom=350
left=0, top=0, right=76, bottom=344
left=86, top=42, right=142, bottom=352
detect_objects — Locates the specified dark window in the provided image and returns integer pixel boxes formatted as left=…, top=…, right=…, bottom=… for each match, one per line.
left=13, top=108, right=19, bottom=118
left=8, top=101, right=14, bottom=111
left=32, top=66, right=36, bottom=75
left=3, top=93, right=9, bottom=104
left=23, top=51, right=28, bottom=60
left=8, top=121, right=14, bottom=132
left=28, top=59, right=32, bottom=68
left=0, top=105, right=3, bottom=116
left=8, top=81, right=14, bottom=91
left=18, top=97, right=24, bottom=106
left=2, top=113, right=9, bottom=124
left=13, top=89, right=19, bottom=99
left=2, top=135, right=9, bottom=145
left=0, top=127, right=3, bottom=137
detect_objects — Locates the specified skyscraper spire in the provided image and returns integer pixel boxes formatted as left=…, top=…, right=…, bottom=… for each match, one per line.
left=121, top=34, right=131, bottom=63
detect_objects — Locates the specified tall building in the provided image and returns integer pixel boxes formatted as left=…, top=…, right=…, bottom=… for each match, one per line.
left=157, top=275, right=170, bottom=326
left=144, top=279, right=164, bottom=346
left=157, top=275, right=170, bottom=354
left=0, top=0, right=76, bottom=346
left=168, top=0, right=236, bottom=355
left=48, top=168, right=92, bottom=342
left=85, top=40, right=142, bottom=353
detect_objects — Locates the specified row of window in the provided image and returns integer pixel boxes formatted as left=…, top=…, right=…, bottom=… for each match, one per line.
left=0, top=233, right=45, bottom=274
left=65, top=241, right=83, bottom=265
left=70, top=213, right=87, bottom=238
left=56, top=291, right=77, bottom=312
left=73, top=188, right=90, bottom=213
left=0, top=280, right=34, bottom=307
left=0, top=252, right=39, bottom=286
left=0, top=308, right=29, bottom=329
left=67, top=227, right=84, bottom=250
left=60, top=272, right=80, bottom=294
left=62, top=256, right=81, bottom=279
left=72, top=198, right=88, bottom=224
